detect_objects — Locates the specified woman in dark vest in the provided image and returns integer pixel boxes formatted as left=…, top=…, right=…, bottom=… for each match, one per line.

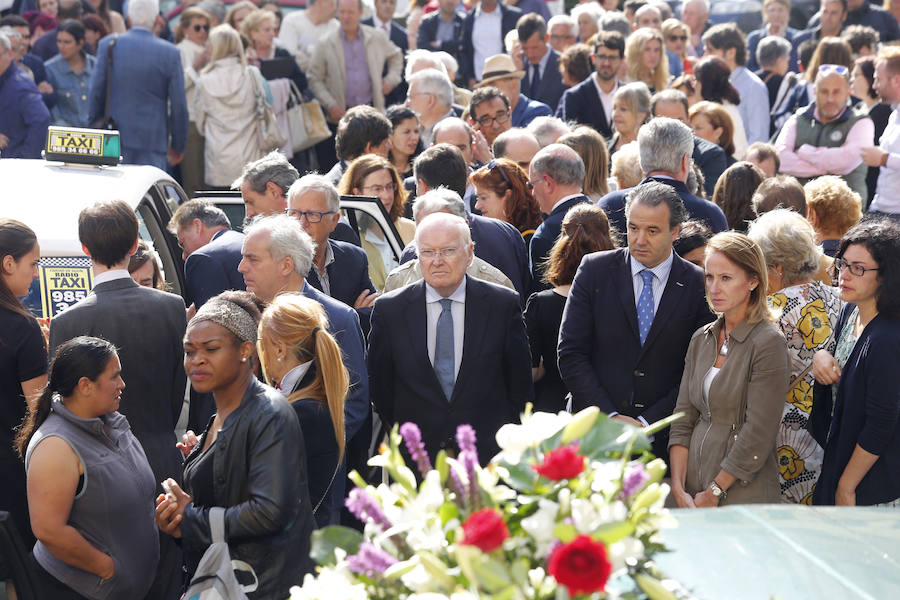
left=19, top=336, right=158, bottom=600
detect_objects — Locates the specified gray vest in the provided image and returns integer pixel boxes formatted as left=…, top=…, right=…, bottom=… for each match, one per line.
left=25, top=402, right=159, bottom=600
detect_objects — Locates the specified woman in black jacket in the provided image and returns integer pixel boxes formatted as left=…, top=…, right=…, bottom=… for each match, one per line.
left=257, top=293, right=347, bottom=528
left=810, top=219, right=900, bottom=506
left=155, top=291, right=315, bottom=597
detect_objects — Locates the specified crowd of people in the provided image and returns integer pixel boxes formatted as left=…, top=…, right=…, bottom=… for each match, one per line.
left=3, top=0, right=900, bottom=598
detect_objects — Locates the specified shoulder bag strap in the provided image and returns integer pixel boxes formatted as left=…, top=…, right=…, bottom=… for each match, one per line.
left=312, top=445, right=344, bottom=517
left=102, top=36, right=117, bottom=126
left=208, top=506, right=226, bottom=544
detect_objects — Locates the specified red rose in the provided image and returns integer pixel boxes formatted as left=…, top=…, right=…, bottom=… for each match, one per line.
left=547, top=535, right=613, bottom=595
left=460, top=508, right=509, bottom=552
left=533, top=444, right=585, bottom=480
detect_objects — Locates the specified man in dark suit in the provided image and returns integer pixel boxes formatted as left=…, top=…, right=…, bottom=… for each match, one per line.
left=362, top=0, right=409, bottom=106
left=369, top=212, right=533, bottom=464
left=650, top=89, right=728, bottom=199
left=517, top=13, right=567, bottom=112
left=167, top=199, right=245, bottom=309
left=598, top=118, right=728, bottom=237
left=528, top=143, right=590, bottom=292
left=460, top=0, right=521, bottom=87
left=286, top=174, right=377, bottom=312
left=403, top=143, right=532, bottom=301
left=555, top=30, right=624, bottom=140
left=558, top=181, right=713, bottom=459
left=417, top=0, right=465, bottom=63
left=48, top=200, right=186, bottom=600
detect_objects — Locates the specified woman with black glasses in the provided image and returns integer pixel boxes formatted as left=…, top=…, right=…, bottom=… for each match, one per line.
left=810, top=218, right=900, bottom=506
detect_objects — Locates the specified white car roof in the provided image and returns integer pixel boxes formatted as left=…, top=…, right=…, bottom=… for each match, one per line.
left=0, top=159, right=174, bottom=257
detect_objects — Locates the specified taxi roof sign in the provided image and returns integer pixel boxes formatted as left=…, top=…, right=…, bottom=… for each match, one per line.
left=44, top=126, right=121, bottom=166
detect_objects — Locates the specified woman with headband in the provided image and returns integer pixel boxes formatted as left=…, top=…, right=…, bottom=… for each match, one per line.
left=154, top=290, right=315, bottom=597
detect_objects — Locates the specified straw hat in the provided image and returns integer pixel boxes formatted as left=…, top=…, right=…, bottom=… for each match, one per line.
left=478, top=54, right=526, bottom=88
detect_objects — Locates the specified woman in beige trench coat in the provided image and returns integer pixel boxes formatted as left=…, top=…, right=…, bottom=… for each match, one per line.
left=669, top=232, right=791, bottom=507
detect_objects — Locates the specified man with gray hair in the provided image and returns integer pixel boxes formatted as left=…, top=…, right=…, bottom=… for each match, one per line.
left=287, top=173, right=377, bottom=310
left=384, top=188, right=514, bottom=292
left=238, top=214, right=370, bottom=454
left=754, top=36, right=798, bottom=136
left=406, top=68, right=455, bottom=146
left=88, top=0, right=187, bottom=169
left=168, top=199, right=245, bottom=308
left=369, top=211, right=533, bottom=465
left=559, top=180, right=712, bottom=460
left=492, top=127, right=540, bottom=170
left=598, top=117, right=727, bottom=235
left=233, top=151, right=300, bottom=221
left=0, top=30, right=50, bottom=159
left=526, top=115, right=571, bottom=148
left=547, top=14, right=577, bottom=54
left=527, top=143, right=589, bottom=290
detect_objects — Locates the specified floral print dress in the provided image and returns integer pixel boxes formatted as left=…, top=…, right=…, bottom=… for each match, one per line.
left=768, top=281, right=843, bottom=504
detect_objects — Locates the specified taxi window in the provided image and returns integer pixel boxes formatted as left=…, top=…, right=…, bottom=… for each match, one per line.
left=344, top=207, right=400, bottom=293
left=160, top=183, right=186, bottom=215
left=136, top=199, right=183, bottom=297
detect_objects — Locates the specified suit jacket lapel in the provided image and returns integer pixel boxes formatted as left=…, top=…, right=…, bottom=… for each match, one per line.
left=451, top=277, right=486, bottom=404
left=616, top=253, right=640, bottom=340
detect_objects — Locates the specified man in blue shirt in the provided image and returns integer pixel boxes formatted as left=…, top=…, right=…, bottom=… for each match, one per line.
left=0, top=31, right=50, bottom=159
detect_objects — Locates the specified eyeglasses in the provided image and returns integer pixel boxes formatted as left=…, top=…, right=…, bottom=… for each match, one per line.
left=362, top=182, right=395, bottom=195
left=192, top=24, right=210, bottom=32
left=834, top=257, right=879, bottom=277
left=819, top=64, right=849, bottom=76
left=475, top=110, right=510, bottom=127
left=550, top=33, right=576, bottom=41
left=286, top=209, right=335, bottom=223
left=667, top=35, right=687, bottom=42
left=593, top=53, right=622, bottom=63
left=419, top=247, right=460, bottom=260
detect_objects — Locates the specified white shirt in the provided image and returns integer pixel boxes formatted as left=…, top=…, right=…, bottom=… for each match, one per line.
left=871, top=107, right=900, bottom=214
left=549, top=192, right=584, bottom=215
left=277, top=12, right=339, bottom=71
left=92, top=268, right=132, bottom=286
left=703, top=366, right=720, bottom=403
left=471, top=3, right=503, bottom=81
left=279, top=361, right=313, bottom=393
left=425, top=279, right=466, bottom=382
left=629, top=250, right=674, bottom=315
left=592, top=75, right=619, bottom=127
left=374, top=15, right=392, bottom=33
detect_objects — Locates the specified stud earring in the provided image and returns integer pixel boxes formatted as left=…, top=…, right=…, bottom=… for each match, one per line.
left=241, top=357, right=248, bottom=363
left=277, top=356, right=283, bottom=362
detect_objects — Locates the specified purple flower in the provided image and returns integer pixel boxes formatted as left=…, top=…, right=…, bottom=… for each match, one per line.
left=449, top=460, right=468, bottom=508
left=400, top=422, right=432, bottom=476
left=344, top=488, right=392, bottom=530
left=346, top=542, right=397, bottom=577
left=456, top=425, right=478, bottom=458
left=621, top=463, right=650, bottom=499
left=460, top=450, right=481, bottom=509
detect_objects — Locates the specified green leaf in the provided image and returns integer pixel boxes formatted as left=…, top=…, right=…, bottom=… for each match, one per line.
left=553, top=522, right=577, bottom=543
left=560, top=406, right=600, bottom=445
left=309, top=526, right=363, bottom=566
left=473, top=558, right=513, bottom=593
left=578, top=413, right=651, bottom=459
left=497, top=459, right=539, bottom=492
left=439, top=500, right=460, bottom=526
left=591, top=520, right=635, bottom=545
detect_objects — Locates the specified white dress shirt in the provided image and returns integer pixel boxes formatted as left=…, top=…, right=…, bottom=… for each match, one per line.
left=592, top=76, right=618, bottom=127
left=629, top=249, right=674, bottom=315
left=425, top=279, right=466, bottom=382
left=871, top=107, right=900, bottom=214
left=92, top=268, right=132, bottom=286
left=471, top=3, right=503, bottom=81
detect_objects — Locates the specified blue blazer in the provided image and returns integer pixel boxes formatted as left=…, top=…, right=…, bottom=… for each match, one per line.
left=812, top=305, right=900, bottom=506
left=306, top=239, right=376, bottom=309
left=598, top=177, right=728, bottom=239
left=400, top=214, right=531, bottom=304
left=520, top=48, right=567, bottom=112
left=0, top=63, right=50, bottom=159
left=511, top=93, right=552, bottom=127
left=529, top=195, right=590, bottom=292
left=417, top=10, right=465, bottom=61
left=557, top=248, right=712, bottom=457
left=89, top=28, right=188, bottom=154
left=302, top=282, right=370, bottom=443
left=692, top=135, right=728, bottom=199
left=368, top=276, right=533, bottom=464
left=460, top=3, right=522, bottom=83
left=184, top=229, right=246, bottom=308
left=555, top=76, right=613, bottom=140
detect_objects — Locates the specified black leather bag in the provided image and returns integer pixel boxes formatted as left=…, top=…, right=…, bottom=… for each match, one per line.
left=89, top=36, right=119, bottom=131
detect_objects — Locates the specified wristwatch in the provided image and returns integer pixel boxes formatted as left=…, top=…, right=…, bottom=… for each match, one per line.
left=709, top=480, right=727, bottom=501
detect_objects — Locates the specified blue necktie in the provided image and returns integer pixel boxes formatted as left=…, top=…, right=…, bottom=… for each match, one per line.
left=637, top=270, right=655, bottom=346
left=434, top=298, right=455, bottom=401
left=530, top=64, right=541, bottom=98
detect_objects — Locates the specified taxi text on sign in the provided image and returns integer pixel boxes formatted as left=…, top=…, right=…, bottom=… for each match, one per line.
left=39, top=266, right=93, bottom=318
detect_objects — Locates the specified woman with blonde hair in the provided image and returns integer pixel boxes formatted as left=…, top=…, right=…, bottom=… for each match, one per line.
left=241, top=9, right=308, bottom=93
left=258, top=294, right=348, bottom=526
left=195, top=24, right=269, bottom=188
left=225, top=0, right=256, bottom=31
left=662, top=18, right=692, bottom=75
left=558, top=125, right=610, bottom=201
left=689, top=100, right=739, bottom=160
left=339, top=155, right=416, bottom=290
left=669, top=232, right=791, bottom=507
left=610, top=141, right=643, bottom=191
left=804, top=176, right=863, bottom=257
left=608, top=81, right=651, bottom=154
left=625, top=27, right=670, bottom=93
left=747, top=209, right=841, bottom=504
left=176, top=5, right=213, bottom=197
